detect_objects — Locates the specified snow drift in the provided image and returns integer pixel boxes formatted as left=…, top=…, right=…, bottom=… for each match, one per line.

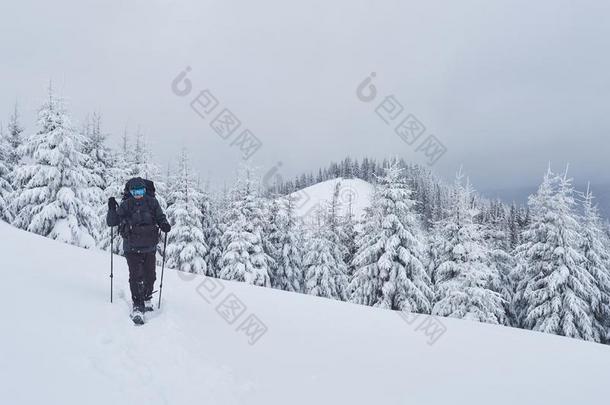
left=0, top=220, right=609, bottom=405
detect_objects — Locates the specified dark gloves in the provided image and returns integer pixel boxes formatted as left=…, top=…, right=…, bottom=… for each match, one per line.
left=160, top=222, right=171, bottom=233
left=108, top=197, right=118, bottom=211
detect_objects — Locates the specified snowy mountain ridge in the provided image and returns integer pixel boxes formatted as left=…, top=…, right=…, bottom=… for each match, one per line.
left=289, top=177, right=374, bottom=224
left=1, top=220, right=609, bottom=405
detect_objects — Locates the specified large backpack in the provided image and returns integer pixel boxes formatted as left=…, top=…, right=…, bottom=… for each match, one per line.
left=119, top=178, right=160, bottom=247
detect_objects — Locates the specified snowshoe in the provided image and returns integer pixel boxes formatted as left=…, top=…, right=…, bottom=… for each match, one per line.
left=131, top=313, right=145, bottom=325
left=130, top=306, right=145, bottom=325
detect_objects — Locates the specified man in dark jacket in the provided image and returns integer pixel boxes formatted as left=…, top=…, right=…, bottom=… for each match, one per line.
left=107, top=177, right=171, bottom=317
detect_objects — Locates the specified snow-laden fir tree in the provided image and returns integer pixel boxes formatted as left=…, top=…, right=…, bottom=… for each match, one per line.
left=482, top=202, right=516, bottom=325
left=325, top=182, right=350, bottom=265
left=432, top=170, right=506, bottom=324
left=11, top=86, right=99, bottom=247
left=341, top=191, right=359, bottom=277
left=349, top=162, right=433, bottom=312
left=327, top=182, right=348, bottom=244
left=81, top=113, right=110, bottom=243
left=303, top=203, right=348, bottom=300
left=119, top=128, right=131, bottom=170
left=194, top=177, right=218, bottom=277
left=508, top=203, right=520, bottom=249
left=165, top=162, right=176, bottom=208
left=580, top=184, right=610, bottom=342
left=2, top=103, right=25, bottom=222
left=424, top=187, right=451, bottom=287
left=5, top=102, right=24, bottom=170
left=270, top=194, right=304, bottom=292
left=219, top=169, right=272, bottom=287
left=81, top=114, right=109, bottom=191
left=514, top=168, right=603, bottom=342
left=165, top=150, right=208, bottom=274
left=202, top=192, right=224, bottom=277
left=263, top=197, right=281, bottom=284
left=424, top=227, right=444, bottom=287
left=0, top=125, right=13, bottom=221
left=96, top=148, right=128, bottom=254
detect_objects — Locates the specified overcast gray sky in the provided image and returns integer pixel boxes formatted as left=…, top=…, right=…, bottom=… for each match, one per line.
left=2, top=0, right=609, bottom=195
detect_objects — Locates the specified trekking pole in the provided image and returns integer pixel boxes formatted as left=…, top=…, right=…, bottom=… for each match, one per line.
left=110, top=226, right=114, bottom=303
left=158, top=232, right=169, bottom=309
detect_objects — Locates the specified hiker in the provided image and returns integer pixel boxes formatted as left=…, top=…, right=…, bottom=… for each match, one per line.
left=106, top=177, right=171, bottom=321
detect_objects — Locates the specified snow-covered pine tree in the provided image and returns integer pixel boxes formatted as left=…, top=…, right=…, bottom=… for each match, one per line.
left=263, top=197, right=281, bottom=284
left=192, top=176, right=217, bottom=277
left=341, top=193, right=358, bottom=278
left=303, top=201, right=348, bottom=300
left=349, top=161, right=433, bottom=312
left=514, top=168, right=603, bottom=342
left=165, top=162, right=176, bottom=208
left=219, top=169, right=272, bottom=287
left=327, top=182, right=349, bottom=262
left=120, top=127, right=131, bottom=170
left=425, top=186, right=451, bottom=288
left=483, top=202, right=516, bottom=326
left=2, top=103, right=25, bottom=222
left=580, top=184, right=610, bottom=342
left=271, top=194, right=304, bottom=292
left=202, top=192, right=224, bottom=277
left=165, top=162, right=172, bottom=192
left=432, top=170, right=506, bottom=324
left=508, top=203, right=520, bottom=249
left=11, top=86, right=98, bottom=247
left=82, top=113, right=110, bottom=189
left=81, top=113, right=110, bottom=243
left=165, top=150, right=208, bottom=274
left=424, top=224, right=444, bottom=287
left=0, top=124, right=13, bottom=221
left=97, top=148, right=128, bottom=254
left=6, top=102, right=24, bottom=170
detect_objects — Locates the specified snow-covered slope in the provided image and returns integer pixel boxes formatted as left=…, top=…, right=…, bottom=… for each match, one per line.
left=290, top=178, right=374, bottom=224
left=1, top=220, right=609, bottom=405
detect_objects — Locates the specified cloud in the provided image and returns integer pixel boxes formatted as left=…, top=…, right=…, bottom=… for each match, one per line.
left=1, top=0, right=609, bottom=193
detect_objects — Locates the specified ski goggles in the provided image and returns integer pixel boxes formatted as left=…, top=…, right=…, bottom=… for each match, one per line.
left=130, top=187, right=146, bottom=197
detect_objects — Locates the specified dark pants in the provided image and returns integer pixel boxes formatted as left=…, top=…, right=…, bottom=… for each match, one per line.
left=125, top=252, right=156, bottom=306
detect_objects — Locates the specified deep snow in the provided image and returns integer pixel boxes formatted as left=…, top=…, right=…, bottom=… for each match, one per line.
left=1, top=220, right=609, bottom=405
